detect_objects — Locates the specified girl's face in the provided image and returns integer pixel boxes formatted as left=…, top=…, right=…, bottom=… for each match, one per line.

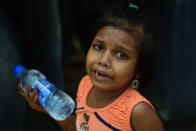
left=86, top=26, right=139, bottom=92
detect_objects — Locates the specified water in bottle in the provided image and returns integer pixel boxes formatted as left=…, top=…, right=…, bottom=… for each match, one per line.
left=14, top=65, right=75, bottom=121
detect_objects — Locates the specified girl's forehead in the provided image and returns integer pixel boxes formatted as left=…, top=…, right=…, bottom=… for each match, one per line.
left=95, top=26, right=142, bottom=46
left=97, top=26, right=143, bottom=39
left=94, top=26, right=139, bottom=52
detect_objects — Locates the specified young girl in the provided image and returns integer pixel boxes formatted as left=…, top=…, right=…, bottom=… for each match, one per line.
left=18, top=5, right=164, bottom=131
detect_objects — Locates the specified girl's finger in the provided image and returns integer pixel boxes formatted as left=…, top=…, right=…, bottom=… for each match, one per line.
left=33, top=94, right=39, bottom=103
left=17, top=84, right=25, bottom=96
left=24, top=85, right=32, bottom=98
left=31, top=89, right=38, bottom=101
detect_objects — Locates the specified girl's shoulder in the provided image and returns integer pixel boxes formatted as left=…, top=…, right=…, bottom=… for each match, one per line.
left=125, top=89, right=164, bottom=130
left=131, top=101, right=164, bottom=130
left=76, top=75, right=92, bottom=98
left=122, top=88, right=154, bottom=110
left=78, top=75, right=92, bottom=88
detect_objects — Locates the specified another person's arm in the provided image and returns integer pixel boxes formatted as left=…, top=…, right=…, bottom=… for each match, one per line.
left=18, top=84, right=76, bottom=131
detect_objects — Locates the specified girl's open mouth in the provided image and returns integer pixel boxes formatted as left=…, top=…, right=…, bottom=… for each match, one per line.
left=93, top=70, right=113, bottom=81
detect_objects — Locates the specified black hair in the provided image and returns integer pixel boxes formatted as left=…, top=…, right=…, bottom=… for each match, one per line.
left=90, top=7, right=157, bottom=88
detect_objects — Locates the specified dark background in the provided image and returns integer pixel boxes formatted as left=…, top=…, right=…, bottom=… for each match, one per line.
left=0, top=0, right=195, bottom=131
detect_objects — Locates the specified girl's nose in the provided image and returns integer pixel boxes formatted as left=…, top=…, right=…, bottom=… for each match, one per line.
left=98, top=51, right=111, bottom=68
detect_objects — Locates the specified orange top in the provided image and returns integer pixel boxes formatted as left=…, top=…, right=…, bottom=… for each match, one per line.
left=75, top=75, right=154, bottom=131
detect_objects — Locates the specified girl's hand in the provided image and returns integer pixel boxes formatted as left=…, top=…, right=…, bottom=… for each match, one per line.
left=17, top=84, right=46, bottom=113
left=18, top=84, right=77, bottom=131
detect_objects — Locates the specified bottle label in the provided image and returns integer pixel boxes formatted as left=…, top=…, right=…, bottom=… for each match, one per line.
left=34, top=79, right=56, bottom=106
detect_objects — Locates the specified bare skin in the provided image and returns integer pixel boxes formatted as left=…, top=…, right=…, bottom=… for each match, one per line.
left=131, top=102, right=164, bottom=131
left=18, top=84, right=76, bottom=131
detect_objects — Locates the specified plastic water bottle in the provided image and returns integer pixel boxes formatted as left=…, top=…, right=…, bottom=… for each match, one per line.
left=14, top=65, right=75, bottom=121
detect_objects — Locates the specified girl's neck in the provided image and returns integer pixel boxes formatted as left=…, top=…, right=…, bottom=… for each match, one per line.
left=87, top=86, right=128, bottom=108
left=92, top=86, right=127, bottom=100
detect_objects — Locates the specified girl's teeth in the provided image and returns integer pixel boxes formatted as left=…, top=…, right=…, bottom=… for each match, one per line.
left=95, top=71, right=106, bottom=77
left=94, top=71, right=111, bottom=80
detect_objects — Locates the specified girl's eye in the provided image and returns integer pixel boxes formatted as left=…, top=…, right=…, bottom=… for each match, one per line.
left=116, top=52, right=128, bottom=59
left=93, top=44, right=104, bottom=51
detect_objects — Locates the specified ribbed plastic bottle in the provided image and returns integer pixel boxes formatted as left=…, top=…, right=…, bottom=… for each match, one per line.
left=14, top=65, right=75, bottom=121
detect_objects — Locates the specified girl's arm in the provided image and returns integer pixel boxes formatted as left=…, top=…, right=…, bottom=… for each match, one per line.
left=131, top=102, right=164, bottom=131
left=55, top=114, right=76, bottom=131
left=18, top=84, right=76, bottom=131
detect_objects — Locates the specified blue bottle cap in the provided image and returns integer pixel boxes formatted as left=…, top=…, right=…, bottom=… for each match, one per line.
left=14, top=65, right=26, bottom=78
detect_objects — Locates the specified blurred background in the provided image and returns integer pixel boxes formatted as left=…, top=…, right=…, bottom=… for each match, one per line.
left=0, top=0, right=195, bottom=130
